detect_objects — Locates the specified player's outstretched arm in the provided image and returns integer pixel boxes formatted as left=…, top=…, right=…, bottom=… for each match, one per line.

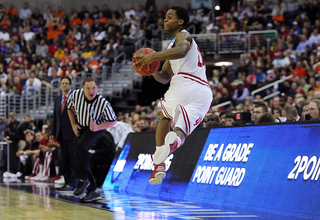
left=152, top=60, right=173, bottom=84
left=134, top=32, right=191, bottom=69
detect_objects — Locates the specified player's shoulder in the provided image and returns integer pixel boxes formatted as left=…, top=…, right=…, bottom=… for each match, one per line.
left=176, top=30, right=192, bottom=41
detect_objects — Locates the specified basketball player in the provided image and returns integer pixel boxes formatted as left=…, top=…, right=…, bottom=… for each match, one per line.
left=134, top=6, right=212, bottom=184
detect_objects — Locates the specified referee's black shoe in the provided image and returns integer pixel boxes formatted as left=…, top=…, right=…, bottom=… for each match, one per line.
left=80, top=190, right=102, bottom=203
left=73, top=179, right=90, bottom=196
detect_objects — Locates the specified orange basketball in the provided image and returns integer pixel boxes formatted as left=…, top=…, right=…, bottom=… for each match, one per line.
left=132, top=48, right=160, bottom=76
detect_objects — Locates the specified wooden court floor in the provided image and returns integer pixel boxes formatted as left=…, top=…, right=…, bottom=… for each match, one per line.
left=0, top=178, right=311, bottom=220
left=0, top=183, right=118, bottom=219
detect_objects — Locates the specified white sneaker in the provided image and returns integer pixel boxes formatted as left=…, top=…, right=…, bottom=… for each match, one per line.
left=25, top=173, right=36, bottom=180
left=54, top=175, right=65, bottom=184
left=40, top=175, right=49, bottom=182
left=30, top=172, right=44, bottom=181
left=3, top=171, right=11, bottom=178
left=153, top=131, right=178, bottom=165
left=15, top=172, right=23, bottom=178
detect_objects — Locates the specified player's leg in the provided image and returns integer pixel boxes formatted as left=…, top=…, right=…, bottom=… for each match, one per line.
left=155, top=112, right=171, bottom=146
left=149, top=113, right=170, bottom=184
left=153, top=105, right=186, bottom=165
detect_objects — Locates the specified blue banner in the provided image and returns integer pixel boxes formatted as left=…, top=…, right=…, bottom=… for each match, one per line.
left=103, top=123, right=320, bottom=218
left=185, top=123, right=320, bottom=218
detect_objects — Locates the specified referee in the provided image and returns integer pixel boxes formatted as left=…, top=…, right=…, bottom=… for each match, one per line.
left=67, top=77, right=117, bottom=203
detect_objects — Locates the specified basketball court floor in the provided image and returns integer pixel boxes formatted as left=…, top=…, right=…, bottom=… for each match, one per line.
left=0, top=177, right=313, bottom=220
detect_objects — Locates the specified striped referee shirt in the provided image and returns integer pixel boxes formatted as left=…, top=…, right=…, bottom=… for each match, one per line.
left=67, top=89, right=117, bottom=127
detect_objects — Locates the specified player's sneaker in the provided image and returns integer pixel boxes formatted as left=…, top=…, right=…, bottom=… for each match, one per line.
left=54, top=175, right=65, bottom=185
left=149, top=162, right=166, bottom=185
left=40, top=175, right=49, bottom=182
left=25, top=173, right=35, bottom=180
left=46, top=175, right=60, bottom=182
left=3, top=171, right=12, bottom=178
left=31, top=172, right=44, bottom=181
left=153, top=131, right=179, bottom=165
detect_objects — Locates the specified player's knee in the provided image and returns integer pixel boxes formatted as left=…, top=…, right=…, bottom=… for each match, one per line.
left=173, top=127, right=186, bottom=140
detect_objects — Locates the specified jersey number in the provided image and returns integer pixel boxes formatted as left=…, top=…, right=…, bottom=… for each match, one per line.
left=197, top=47, right=205, bottom=67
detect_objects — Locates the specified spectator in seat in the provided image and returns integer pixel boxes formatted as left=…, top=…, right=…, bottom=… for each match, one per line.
left=19, top=2, right=32, bottom=23
left=11, top=76, right=23, bottom=94
left=282, top=104, right=302, bottom=121
left=258, top=112, right=276, bottom=124
left=48, top=38, right=59, bottom=56
left=233, top=81, right=250, bottom=105
left=23, top=26, right=35, bottom=42
left=102, top=4, right=112, bottom=19
left=36, top=39, right=48, bottom=58
left=88, top=55, right=100, bottom=77
left=5, top=4, right=18, bottom=21
left=54, top=46, right=65, bottom=61
left=15, top=129, right=39, bottom=178
left=46, top=17, right=62, bottom=45
left=296, top=34, right=312, bottom=54
left=138, top=119, right=150, bottom=132
left=1, top=14, right=11, bottom=31
left=69, top=12, right=81, bottom=27
left=82, top=13, right=93, bottom=30
left=4, top=112, right=20, bottom=143
left=31, top=7, right=43, bottom=22
left=0, top=27, right=10, bottom=42
left=16, top=115, right=32, bottom=143
left=25, top=71, right=41, bottom=91
left=225, top=113, right=235, bottom=126
left=292, top=60, right=307, bottom=78
left=255, top=67, right=267, bottom=84
left=219, top=110, right=228, bottom=126
left=204, top=113, right=219, bottom=127
left=272, top=106, right=282, bottom=120
left=55, top=5, right=65, bottom=19
left=308, top=99, right=320, bottom=120
left=98, top=12, right=108, bottom=26
left=251, top=101, right=268, bottom=123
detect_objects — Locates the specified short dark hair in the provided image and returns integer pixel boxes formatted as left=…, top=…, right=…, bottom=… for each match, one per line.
left=25, top=129, right=34, bottom=136
left=225, top=113, right=235, bottom=120
left=253, top=101, right=268, bottom=113
left=170, top=6, right=189, bottom=28
left=258, top=112, right=275, bottom=124
left=271, top=107, right=282, bottom=116
left=60, top=76, right=72, bottom=85
left=82, top=77, right=98, bottom=87
left=219, top=110, right=229, bottom=119
left=310, top=98, right=320, bottom=108
left=283, top=105, right=298, bottom=117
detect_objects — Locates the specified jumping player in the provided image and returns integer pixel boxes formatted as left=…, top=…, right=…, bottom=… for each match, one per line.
left=134, top=6, right=212, bottom=184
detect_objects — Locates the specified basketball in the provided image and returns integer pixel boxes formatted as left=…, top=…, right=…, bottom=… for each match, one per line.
left=132, top=48, right=160, bottom=76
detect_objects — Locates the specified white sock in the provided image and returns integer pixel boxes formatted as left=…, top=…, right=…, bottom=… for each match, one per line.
left=55, top=167, right=59, bottom=176
left=39, top=165, right=43, bottom=175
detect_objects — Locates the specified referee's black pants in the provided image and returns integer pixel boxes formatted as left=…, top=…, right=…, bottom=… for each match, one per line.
left=73, top=127, right=104, bottom=191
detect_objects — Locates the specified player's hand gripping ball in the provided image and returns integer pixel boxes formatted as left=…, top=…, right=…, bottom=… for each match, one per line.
left=132, top=48, right=160, bottom=76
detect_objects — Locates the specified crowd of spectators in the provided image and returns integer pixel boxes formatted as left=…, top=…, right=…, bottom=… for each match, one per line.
left=0, top=1, right=177, bottom=95
left=1, top=1, right=320, bottom=162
